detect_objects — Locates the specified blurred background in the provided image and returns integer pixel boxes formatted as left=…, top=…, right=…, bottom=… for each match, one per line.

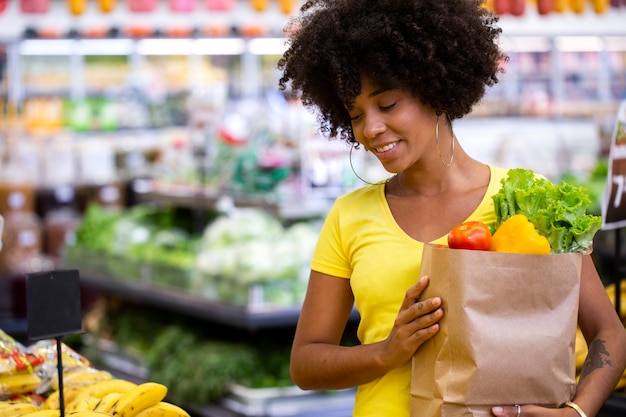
left=0, top=1, right=625, bottom=416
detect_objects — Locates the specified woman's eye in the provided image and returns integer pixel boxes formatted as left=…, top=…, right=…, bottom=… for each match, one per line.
left=380, top=102, right=396, bottom=111
left=350, top=114, right=362, bottom=122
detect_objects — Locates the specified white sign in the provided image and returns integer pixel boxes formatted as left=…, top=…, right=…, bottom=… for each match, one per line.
left=601, top=101, right=626, bottom=230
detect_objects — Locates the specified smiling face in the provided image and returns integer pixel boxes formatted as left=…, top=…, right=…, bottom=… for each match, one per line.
left=347, top=78, right=439, bottom=174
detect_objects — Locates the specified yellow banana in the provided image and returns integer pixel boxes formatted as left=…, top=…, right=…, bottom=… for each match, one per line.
left=94, top=392, right=123, bottom=413
left=605, top=281, right=626, bottom=319
left=71, top=379, right=138, bottom=404
left=110, top=383, right=168, bottom=417
left=0, top=402, right=40, bottom=417
left=43, top=386, right=83, bottom=410
left=53, top=370, right=113, bottom=391
left=66, top=412, right=113, bottom=417
left=133, top=402, right=189, bottom=417
left=20, top=411, right=61, bottom=417
left=613, top=368, right=626, bottom=390
left=0, top=372, right=42, bottom=395
left=575, top=328, right=588, bottom=371
left=67, top=397, right=101, bottom=413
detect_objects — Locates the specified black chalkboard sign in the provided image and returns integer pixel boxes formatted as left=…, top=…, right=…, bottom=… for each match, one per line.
left=25, top=269, right=83, bottom=341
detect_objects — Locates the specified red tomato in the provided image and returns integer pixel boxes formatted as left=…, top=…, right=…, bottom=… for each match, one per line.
left=447, top=221, right=492, bottom=251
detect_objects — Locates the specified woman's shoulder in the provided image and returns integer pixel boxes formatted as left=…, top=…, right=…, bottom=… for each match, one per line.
left=489, top=165, right=510, bottom=184
left=335, top=183, right=384, bottom=205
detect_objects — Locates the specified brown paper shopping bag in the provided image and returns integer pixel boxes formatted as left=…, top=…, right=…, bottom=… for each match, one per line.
left=410, top=244, right=583, bottom=417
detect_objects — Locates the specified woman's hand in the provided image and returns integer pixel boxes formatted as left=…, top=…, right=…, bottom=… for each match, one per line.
left=492, top=404, right=576, bottom=417
left=379, top=276, right=443, bottom=370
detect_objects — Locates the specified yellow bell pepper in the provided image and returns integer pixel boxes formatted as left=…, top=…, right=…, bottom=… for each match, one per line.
left=490, top=214, right=551, bottom=255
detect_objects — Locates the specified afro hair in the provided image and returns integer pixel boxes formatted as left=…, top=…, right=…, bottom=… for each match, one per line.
left=277, top=0, right=508, bottom=145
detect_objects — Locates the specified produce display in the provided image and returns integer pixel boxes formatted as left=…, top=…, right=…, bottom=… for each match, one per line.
left=81, top=301, right=294, bottom=404
left=191, top=209, right=320, bottom=309
left=0, top=329, right=191, bottom=417
left=64, top=203, right=320, bottom=310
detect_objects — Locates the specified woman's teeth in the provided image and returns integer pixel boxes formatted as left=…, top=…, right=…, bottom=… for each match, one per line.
left=375, top=142, right=397, bottom=153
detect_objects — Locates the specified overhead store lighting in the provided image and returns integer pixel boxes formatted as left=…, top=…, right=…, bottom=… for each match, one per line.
left=76, top=39, right=134, bottom=56
left=247, top=38, right=287, bottom=55
left=604, top=36, right=626, bottom=51
left=136, top=38, right=193, bottom=55
left=20, top=39, right=74, bottom=55
left=555, top=36, right=604, bottom=52
left=192, top=38, right=246, bottom=55
left=509, top=36, right=551, bottom=52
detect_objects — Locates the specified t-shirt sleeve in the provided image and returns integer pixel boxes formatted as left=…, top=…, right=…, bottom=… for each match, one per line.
left=310, top=200, right=352, bottom=279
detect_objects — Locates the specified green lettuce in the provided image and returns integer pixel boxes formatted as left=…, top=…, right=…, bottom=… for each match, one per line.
left=492, top=168, right=602, bottom=253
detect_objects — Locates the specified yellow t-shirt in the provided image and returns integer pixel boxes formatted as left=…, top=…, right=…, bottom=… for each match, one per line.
left=310, top=165, right=509, bottom=417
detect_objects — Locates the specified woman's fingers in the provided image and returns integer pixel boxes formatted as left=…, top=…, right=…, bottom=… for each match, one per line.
left=405, top=276, right=430, bottom=302
left=491, top=404, right=522, bottom=417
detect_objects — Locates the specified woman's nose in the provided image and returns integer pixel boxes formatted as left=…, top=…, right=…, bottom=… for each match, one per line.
left=362, top=113, right=386, bottom=139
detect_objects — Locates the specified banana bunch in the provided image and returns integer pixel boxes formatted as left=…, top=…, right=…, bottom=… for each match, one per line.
left=2, top=379, right=190, bottom=417
left=0, top=402, right=41, bottom=417
left=50, top=370, right=113, bottom=392
left=0, top=373, right=43, bottom=396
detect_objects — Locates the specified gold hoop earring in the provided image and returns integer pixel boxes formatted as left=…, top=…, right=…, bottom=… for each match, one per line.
left=349, top=143, right=396, bottom=185
left=435, top=112, right=455, bottom=167
left=349, top=144, right=377, bottom=185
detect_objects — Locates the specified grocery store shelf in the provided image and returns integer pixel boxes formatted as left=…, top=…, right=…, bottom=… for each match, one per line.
left=134, top=187, right=333, bottom=221
left=78, top=272, right=304, bottom=330
left=77, top=272, right=359, bottom=331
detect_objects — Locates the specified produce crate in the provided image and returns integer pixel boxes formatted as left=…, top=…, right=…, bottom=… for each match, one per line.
left=106, top=253, right=149, bottom=284
left=221, top=384, right=355, bottom=417
left=64, top=246, right=112, bottom=276
left=191, top=272, right=304, bottom=312
left=149, top=262, right=193, bottom=293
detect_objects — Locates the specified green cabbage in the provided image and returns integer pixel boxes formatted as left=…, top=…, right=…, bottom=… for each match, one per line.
left=492, top=168, right=602, bottom=253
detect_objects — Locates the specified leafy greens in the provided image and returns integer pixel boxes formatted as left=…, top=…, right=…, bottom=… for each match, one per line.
left=492, top=168, right=602, bottom=253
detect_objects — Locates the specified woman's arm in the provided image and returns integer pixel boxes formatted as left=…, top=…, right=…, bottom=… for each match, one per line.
left=290, top=271, right=443, bottom=390
left=571, top=254, right=626, bottom=416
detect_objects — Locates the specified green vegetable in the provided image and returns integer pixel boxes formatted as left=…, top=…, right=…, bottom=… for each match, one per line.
left=492, top=168, right=602, bottom=253
left=73, top=203, right=123, bottom=252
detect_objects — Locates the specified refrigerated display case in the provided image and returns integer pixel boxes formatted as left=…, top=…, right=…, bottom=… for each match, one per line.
left=0, top=42, right=7, bottom=126
left=477, top=35, right=626, bottom=119
left=607, top=37, right=626, bottom=99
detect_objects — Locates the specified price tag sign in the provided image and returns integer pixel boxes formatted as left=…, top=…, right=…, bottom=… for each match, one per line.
left=602, top=101, right=626, bottom=230
left=26, top=269, right=83, bottom=341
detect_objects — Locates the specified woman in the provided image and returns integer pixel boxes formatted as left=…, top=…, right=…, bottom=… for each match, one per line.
left=277, top=1, right=626, bottom=416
